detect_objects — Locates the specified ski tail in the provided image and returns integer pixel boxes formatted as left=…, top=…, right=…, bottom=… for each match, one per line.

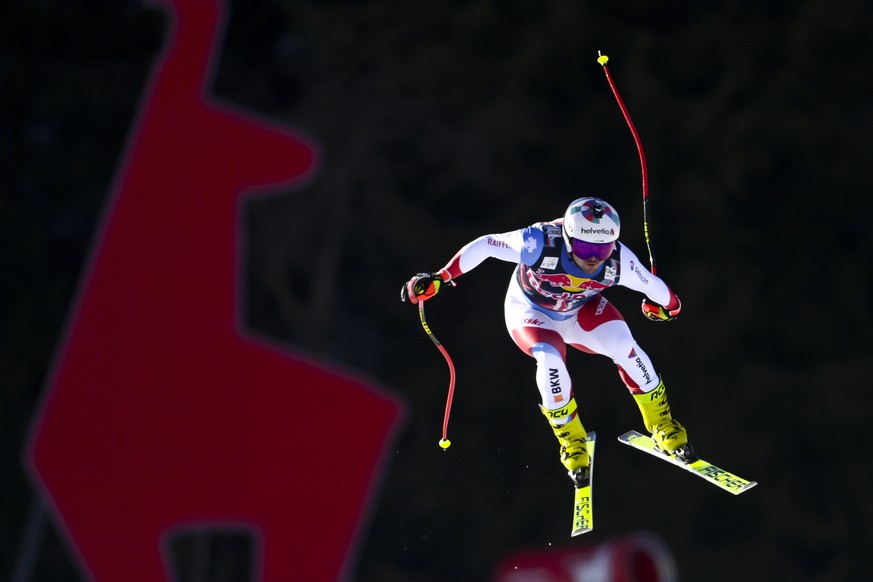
left=570, top=432, right=596, bottom=536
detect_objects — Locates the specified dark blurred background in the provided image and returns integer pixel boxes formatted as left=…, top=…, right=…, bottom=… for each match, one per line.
left=2, top=1, right=872, bottom=580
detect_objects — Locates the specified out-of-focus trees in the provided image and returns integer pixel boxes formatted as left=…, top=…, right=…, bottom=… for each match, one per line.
left=2, top=1, right=871, bottom=580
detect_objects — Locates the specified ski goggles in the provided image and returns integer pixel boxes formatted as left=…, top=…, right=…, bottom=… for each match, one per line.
left=570, top=239, right=615, bottom=261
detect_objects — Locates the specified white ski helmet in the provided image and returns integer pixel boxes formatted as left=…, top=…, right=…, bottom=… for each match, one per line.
left=562, top=197, right=621, bottom=251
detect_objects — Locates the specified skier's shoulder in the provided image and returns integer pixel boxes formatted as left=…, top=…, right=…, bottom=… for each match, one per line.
left=520, top=218, right=563, bottom=266
left=522, top=217, right=562, bottom=238
left=614, top=241, right=642, bottom=265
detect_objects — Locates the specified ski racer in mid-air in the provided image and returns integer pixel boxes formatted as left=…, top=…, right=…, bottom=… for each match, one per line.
left=401, top=196, right=695, bottom=488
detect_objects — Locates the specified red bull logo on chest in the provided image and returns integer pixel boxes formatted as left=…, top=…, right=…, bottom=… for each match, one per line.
left=535, top=270, right=610, bottom=292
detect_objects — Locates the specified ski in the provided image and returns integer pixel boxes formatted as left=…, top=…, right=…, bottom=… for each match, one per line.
left=618, top=430, right=757, bottom=495
left=570, top=432, right=596, bottom=536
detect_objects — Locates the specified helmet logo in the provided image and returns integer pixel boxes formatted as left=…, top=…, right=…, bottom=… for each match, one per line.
left=580, top=200, right=615, bottom=223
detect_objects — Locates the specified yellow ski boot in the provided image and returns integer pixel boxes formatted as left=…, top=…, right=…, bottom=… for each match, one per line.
left=632, top=378, right=697, bottom=462
left=540, top=398, right=590, bottom=487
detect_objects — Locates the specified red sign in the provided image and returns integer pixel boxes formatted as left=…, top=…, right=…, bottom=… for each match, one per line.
left=26, top=1, right=401, bottom=580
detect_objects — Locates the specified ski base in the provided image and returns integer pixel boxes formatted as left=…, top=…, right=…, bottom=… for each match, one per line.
left=618, top=430, right=757, bottom=495
left=570, top=432, right=596, bottom=536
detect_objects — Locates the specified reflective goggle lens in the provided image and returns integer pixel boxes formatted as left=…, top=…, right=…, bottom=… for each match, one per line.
left=571, top=239, right=615, bottom=261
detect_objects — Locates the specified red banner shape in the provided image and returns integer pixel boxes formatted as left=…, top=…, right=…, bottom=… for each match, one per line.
left=25, top=1, right=400, bottom=580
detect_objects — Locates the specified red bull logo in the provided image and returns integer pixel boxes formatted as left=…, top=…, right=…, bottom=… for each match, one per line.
left=536, top=270, right=609, bottom=292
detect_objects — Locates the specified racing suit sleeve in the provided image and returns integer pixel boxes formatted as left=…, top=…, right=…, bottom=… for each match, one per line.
left=438, top=229, right=524, bottom=281
left=616, top=243, right=680, bottom=309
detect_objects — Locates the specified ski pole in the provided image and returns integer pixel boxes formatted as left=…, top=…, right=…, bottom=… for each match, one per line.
left=597, top=51, right=657, bottom=275
left=418, top=301, right=456, bottom=449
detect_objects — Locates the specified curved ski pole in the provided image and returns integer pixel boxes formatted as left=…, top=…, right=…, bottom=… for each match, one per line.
left=418, top=301, right=457, bottom=449
left=597, top=51, right=657, bottom=275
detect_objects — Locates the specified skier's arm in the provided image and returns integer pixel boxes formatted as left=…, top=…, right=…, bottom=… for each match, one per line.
left=617, top=244, right=682, bottom=321
left=401, top=229, right=523, bottom=304
left=438, top=229, right=524, bottom=281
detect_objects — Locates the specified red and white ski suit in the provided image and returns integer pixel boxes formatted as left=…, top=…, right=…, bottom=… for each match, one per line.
left=438, top=220, right=680, bottom=412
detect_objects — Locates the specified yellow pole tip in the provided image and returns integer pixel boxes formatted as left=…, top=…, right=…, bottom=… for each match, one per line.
left=597, top=54, right=609, bottom=66
left=438, top=439, right=452, bottom=449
